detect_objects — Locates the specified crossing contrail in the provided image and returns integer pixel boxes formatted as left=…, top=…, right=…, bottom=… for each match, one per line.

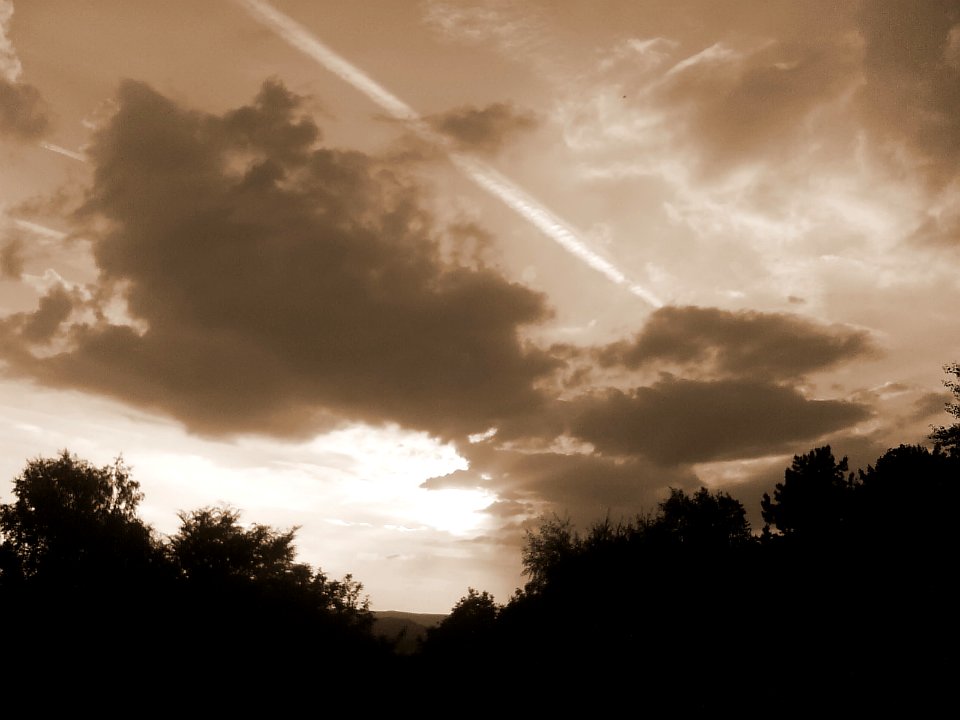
left=235, top=0, right=662, bottom=307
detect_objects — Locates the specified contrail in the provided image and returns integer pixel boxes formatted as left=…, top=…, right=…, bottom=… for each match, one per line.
left=40, top=142, right=87, bottom=162
left=13, top=218, right=67, bottom=240
left=448, top=154, right=663, bottom=307
left=235, top=0, right=662, bottom=307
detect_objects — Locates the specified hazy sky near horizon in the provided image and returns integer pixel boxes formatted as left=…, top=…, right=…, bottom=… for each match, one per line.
left=1, top=0, right=958, bottom=612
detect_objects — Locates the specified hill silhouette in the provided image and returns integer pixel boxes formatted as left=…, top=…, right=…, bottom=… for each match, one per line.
left=373, top=610, right=447, bottom=654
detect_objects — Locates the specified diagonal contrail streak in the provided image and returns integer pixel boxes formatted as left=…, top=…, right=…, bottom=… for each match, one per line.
left=40, top=142, right=87, bottom=162
left=235, top=0, right=662, bottom=307
left=13, top=218, right=67, bottom=240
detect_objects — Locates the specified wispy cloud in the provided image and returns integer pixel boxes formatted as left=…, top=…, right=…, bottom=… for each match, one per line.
left=0, top=1, right=50, bottom=141
left=0, top=0, right=22, bottom=82
left=235, top=0, right=661, bottom=307
left=665, top=42, right=739, bottom=77
left=421, top=0, right=542, bottom=56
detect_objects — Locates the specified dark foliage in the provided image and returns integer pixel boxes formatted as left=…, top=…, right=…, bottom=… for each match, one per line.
left=419, top=587, right=499, bottom=659
left=0, top=450, right=158, bottom=584
left=930, top=362, right=960, bottom=456
left=420, top=487, right=764, bottom=712
left=0, top=451, right=391, bottom=702
left=761, top=445, right=855, bottom=542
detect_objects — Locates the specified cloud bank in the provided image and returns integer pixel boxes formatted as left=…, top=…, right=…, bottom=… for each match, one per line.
left=596, top=306, right=876, bottom=380
left=0, top=80, right=555, bottom=439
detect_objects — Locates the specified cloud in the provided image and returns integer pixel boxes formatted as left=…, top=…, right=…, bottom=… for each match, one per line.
left=427, top=102, right=537, bottom=154
left=562, top=1, right=960, bottom=234
left=558, top=2, right=863, bottom=178
left=427, top=305, right=873, bottom=516
left=239, top=0, right=657, bottom=303
left=0, top=79, right=50, bottom=140
left=0, top=79, right=556, bottom=439
left=0, top=0, right=49, bottom=141
left=569, top=378, right=871, bottom=465
left=596, top=305, right=877, bottom=380
left=18, top=285, right=76, bottom=343
left=0, top=236, right=23, bottom=278
left=426, top=442, right=697, bottom=526
left=432, top=302, right=876, bottom=515
left=611, top=36, right=859, bottom=181
left=913, top=390, right=953, bottom=422
left=0, top=282, right=78, bottom=349
left=857, top=0, right=960, bottom=188
left=0, top=0, right=20, bottom=80
left=907, top=206, right=960, bottom=250
left=659, top=38, right=861, bottom=174
left=548, top=0, right=960, bottom=267
left=422, top=0, right=544, bottom=56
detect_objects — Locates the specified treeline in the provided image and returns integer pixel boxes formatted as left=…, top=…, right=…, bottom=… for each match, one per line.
left=420, top=445, right=958, bottom=712
left=419, top=364, right=960, bottom=712
left=0, top=452, right=390, bottom=699
left=1, top=364, right=958, bottom=709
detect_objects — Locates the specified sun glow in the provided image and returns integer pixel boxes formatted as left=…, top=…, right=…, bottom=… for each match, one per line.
left=304, top=423, right=494, bottom=536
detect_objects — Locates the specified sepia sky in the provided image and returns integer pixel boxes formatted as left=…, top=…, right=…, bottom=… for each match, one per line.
left=1, top=0, right=959, bottom=612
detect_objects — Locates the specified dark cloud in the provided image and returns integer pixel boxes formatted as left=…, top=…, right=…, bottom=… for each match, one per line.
left=440, top=221, right=495, bottom=269
left=19, top=285, right=75, bottom=342
left=427, top=102, right=537, bottom=154
left=913, top=390, right=953, bottom=422
left=569, top=378, right=871, bottom=465
left=483, top=499, right=532, bottom=521
left=0, top=284, right=77, bottom=344
left=857, top=0, right=960, bottom=188
left=596, top=305, right=876, bottom=380
left=427, top=441, right=696, bottom=526
left=0, top=77, right=49, bottom=141
left=0, top=79, right=556, bottom=439
left=0, top=236, right=23, bottom=278
left=423, top=302, right=875, bottom=517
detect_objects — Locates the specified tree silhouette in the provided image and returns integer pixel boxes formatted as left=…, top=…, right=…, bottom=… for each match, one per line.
left=170, top=504, right=370, bottom=615
left=760, top=445, right=855, bottom=541
left=0, top=451, right=169, bottom=695
left=169, top=505, right=301, bottom=583
left=520, top=513, right=577, bottom=593
left=651, top=486, right=753, bottom=549
left=0, top=450, right=158, bottom=584
left=471, top=489, right=762, bottom=713
left=930, top=362, right=960, bottom=457
left=421, top=588, right=499, bottom=659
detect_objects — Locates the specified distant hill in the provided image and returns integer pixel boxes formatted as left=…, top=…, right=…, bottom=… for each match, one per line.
left=373, top=611, right=447, bottom=654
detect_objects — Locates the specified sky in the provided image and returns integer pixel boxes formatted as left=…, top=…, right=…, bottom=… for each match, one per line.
left=1, top=0, right=958, bottom=613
